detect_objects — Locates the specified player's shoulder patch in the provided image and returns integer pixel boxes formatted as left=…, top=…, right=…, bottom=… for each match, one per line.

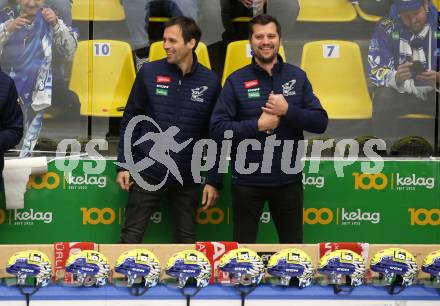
left=378, top=17, right=395, bottom=30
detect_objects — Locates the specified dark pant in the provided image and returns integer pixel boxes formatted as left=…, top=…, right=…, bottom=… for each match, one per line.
left=120, top=182, right=200, bottom=243
left=232, top=181, right=303, bottom=244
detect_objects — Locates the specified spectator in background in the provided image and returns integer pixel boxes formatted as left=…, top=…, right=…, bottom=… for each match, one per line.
left=121, top=0, right=199, bottom=70
left=0, top=67, right=23, bottom=190
left=0, top=0, right=78, bottom=157
left=0, top=0, right=72, bottom=26
left=368, top=0, right=438, bottom=141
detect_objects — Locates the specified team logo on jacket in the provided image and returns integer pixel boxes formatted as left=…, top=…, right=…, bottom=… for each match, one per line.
left=282, top=80, right=296, bottom=96
left=191, top=86, right=208, bottom=103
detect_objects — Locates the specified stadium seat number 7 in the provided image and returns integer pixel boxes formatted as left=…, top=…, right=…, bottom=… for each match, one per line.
left=323, top=44, right=339, bottom=58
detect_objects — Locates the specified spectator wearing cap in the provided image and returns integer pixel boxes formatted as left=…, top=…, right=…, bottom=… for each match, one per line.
left=367, top=0, right=438, bottom=142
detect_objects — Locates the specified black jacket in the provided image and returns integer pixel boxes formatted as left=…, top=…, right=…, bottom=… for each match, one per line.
left=210, top=56, right=328, bottom=186
left=117, top=57, right=222, bottom=188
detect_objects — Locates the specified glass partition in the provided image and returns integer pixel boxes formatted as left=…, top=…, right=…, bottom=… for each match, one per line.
left=2, top=0, right=437, bottom=158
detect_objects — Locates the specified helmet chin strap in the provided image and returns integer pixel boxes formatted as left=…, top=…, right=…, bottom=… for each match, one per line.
left=17, top=284, right=40, bottom=306
left=179, top=285, right=202, bottom=306
left=388, top=275, right=406, bottom=295
left=332, top=275, right=355, bottom=294
left=232, top=283, right=257, bottom=306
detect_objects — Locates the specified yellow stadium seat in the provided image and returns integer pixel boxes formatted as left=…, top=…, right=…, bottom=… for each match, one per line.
left=400, top=114, right=434, bottom=119
left=353, top=2, right=382, bottom=22
left=148, top=41, right=211, bottom=69
left=221, top=40, right=286, bottom=85
left=69, top=40, right=136, bottom=117
left=434, top=0, right=439, bottom=10
left=232, top=17, right=252, bottom=22
left=149, top=17, right=170, bottom=23
left=297, top=0, right=357, bottom=22
left=300, top=40, right=372, bottom=119
left=72, top=0, right=125, bottom=21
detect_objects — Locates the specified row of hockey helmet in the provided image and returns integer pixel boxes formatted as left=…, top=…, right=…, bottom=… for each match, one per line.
left=5, top=248, right=440, bottom=290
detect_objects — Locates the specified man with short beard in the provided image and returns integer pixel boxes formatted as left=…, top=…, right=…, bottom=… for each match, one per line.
left=210, top=14, right=328, bottom=243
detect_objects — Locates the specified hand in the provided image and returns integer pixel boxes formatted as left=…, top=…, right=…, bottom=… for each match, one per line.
left=416, top=70, right=439, bottom=85
left=116, top=171, right=132, bottom=191
left=258, top=110, right=280, bottom=132
left=5, top=16, right=31, bottom=33
left=395, top=62, right=413, bottom=86
left=201, top=184, right=219, bottom=211
left=262, top=92, right=289, bottom=116
left=42, top=8, right=58, bottom=27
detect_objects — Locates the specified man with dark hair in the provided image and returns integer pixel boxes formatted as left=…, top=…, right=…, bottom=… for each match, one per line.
left=0, top=68, right=23, bottom=191
left=210, top=14, right=328, bottom=243
left=117, top=16, right=222, bottom=244
left=368, top=0, right=438, bottom=141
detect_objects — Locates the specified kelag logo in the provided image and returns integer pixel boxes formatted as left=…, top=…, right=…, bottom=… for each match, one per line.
left=302, top=173, right=325, bottom=189
left=81, top=208, right=120, bottom=225
left=396, top=174, right=435, bottom=190
left=341, top=208, right=380, bottom=225
left=353, top=172, right=435, bottom=191
left=408, top=208, right=440, bottom=226
left=28, top=172, right=107, bottom=190
left=12, top=209, right=53, bottom=225
left=303, top=208, right=333, bottom=225
left=304, top=208, right=381, bottom=225
left=353, top=172, right=388, bottom=190
left=28, top=172, right=60, bottom=190
left=65, top=173, right=107, bottom=190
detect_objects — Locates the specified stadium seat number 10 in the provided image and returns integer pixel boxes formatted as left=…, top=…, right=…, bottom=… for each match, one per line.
left=94, top=43, right=111, bottom=57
